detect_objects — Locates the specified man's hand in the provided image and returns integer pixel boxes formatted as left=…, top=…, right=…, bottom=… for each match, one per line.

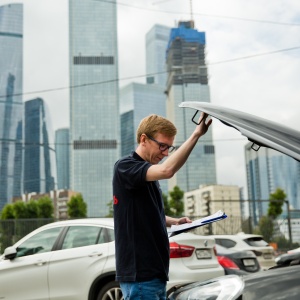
left=175, top=217, right=192, bottom=225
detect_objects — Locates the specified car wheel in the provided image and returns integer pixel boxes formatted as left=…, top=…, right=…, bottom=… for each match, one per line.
left=96, top=281, right=123, bottom=300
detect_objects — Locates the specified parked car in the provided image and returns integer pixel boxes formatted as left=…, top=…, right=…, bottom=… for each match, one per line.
left=168, top=264, right=300, bottom=300
left=210, top=233, right=276, bottom=270
left=288, top=246, right=300, bottom=254
left=0, top=218, right=224, bottom=300
left=273, top=251, right=300, bottom=268
left=215, top=244, right=261, bottom=275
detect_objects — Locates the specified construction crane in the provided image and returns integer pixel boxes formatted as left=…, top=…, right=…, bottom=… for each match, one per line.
left=152, top=0, right=194, bottom=26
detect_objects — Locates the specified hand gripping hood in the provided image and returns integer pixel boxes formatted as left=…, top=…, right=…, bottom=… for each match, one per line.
left=179, top=101, right=300, bottom=162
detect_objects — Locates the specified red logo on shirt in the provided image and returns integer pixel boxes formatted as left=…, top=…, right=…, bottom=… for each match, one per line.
left=113, top=195, right=118, bottom=205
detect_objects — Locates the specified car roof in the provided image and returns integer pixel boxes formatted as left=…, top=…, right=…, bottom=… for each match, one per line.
left=179, top=102, right=300, bottom=162
left=38, top=218, right=114, bottom=230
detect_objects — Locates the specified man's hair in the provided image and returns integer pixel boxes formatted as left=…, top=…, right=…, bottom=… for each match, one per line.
left=136, top=114, right=177, bottom=144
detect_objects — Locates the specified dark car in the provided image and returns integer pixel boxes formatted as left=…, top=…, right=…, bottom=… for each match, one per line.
left=215, top=244, right=261, bottom=275
left=168, top=265, right=300, bottom=300
left=272, top=251, right=300, bottom=269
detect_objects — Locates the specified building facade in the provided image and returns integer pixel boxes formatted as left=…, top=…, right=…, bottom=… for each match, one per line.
left=245, top=142, right=300, bottom=225
left=165, top=21, right=217, bottom=193
left=24, top=98, right=56, bottom=194
left=55, top=128, right=70, bottom=190
left=69, top=0, right=120, bottom=216
left=0, top=4, right=23, bottom=211
left=184, top=184, right=242, bottom=234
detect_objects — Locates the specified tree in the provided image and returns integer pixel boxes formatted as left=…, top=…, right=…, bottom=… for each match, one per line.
left=67, top=194, right=87, bottom=218
left=37, top=197, right=54, bottom=218
left=258, top=188, right=287, bottom=243
left=169, top=186, right=184, bottom=217
left=162, top=192, right=172, bottom=216
left=13, top=201, right=28, bottom=219
left=0, top=204, right=15, bottom=220
left=26, top=200, right=39, bottom=218
left=257, top=216, right=274, bottom=243
left=106, top=200, right=113, bottom=217
left=268, top=188, right=286, bottom=218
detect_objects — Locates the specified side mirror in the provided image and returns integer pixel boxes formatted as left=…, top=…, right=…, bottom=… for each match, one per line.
left=4, top=246, right=17, bottom=260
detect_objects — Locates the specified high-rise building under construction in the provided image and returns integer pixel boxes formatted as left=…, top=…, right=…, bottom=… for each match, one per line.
left=165, top=21, right=217, bottom=193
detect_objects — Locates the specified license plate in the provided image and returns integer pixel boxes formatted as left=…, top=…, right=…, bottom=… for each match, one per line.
left=243, top=259, right=256, bottom=266
left=195, top=249, right=212, bottom=259
left=263, top=253, right=272, bottom=259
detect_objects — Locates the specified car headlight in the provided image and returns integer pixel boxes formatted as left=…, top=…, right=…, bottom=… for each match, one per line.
left=171, top=275, right=244, bottom=300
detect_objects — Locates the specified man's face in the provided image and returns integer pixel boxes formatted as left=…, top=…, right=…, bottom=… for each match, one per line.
left=144, top=133, right=175, bottom=164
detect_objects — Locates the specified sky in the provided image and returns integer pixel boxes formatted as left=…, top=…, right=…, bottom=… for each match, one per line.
left=2, top=0, right=300, bottom=198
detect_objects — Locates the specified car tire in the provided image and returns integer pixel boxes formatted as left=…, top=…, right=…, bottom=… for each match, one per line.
left=96, top=281, right=123, bottom=300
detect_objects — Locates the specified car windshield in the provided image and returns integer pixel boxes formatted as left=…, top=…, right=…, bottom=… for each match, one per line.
left=243, top=237, right=269, bottom=247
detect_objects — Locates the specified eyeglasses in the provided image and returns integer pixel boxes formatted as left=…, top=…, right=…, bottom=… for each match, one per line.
left=147, top=135, right=176, bottom=153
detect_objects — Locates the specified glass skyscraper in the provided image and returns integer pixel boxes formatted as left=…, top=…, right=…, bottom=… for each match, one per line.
left=24, top=98, right=56, bottom=194
left=69, top=0, right=120, bottom=217
left=165, top=21, right=217, bottom=193
left=245, top=142, right=300, bottom=225
left=55, top=128, right=70, bottom=190
left=146, top=24, right=171, bottom=86
left=0, top=4, right=23, bottom=211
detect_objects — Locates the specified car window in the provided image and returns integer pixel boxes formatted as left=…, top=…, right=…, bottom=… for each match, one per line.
left=215, top=238, right=236, bottom=248
left=243, top=237, right=269, bottom=247
left=107, top=228, right=115, bottom=242
left=16, top=227, right=62, bottom=258
left=62, top=226, right=104, bottom=249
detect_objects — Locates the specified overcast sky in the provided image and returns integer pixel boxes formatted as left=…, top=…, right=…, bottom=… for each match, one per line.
left=2, top=0, right=300, bottom=197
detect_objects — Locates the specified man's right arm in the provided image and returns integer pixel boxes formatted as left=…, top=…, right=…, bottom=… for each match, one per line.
left=146, top=112, right=212, bottom=181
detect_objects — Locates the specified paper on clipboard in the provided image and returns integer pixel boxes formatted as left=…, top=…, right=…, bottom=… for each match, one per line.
left=168, top=210, right=227, bottom=237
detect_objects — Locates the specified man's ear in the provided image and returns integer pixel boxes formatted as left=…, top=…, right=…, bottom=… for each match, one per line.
left=140, top=134, right=147, bottom=145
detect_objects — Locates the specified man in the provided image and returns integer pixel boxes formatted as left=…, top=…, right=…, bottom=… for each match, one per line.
left=113, top=112, right=212, bottom=299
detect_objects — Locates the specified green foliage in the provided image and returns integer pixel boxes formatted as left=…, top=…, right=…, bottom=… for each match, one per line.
left=13, top=201, right=28, bottom=219
left=37, top=197, right=54, bottom=218
left=272, top=236, right=300, bottom=251
left=26, top=200, right=39, bottom=218
left=67, top=194, right=87, bottom=218
left=257, top=216, right=274, bottom=243
left=106, top=200, right=113, bottom=217
left=268, top=188, right=286, bottom=218
left=169, top=186, right=184, bottom=217
left=0, top=197, right=54, bottom=220
left=162, top=193, right=172, bottom=216
left=0, top=204, right=15, bottom=219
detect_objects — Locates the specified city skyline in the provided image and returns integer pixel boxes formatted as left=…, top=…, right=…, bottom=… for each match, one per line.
left=1, top=0, right=300, bottom=201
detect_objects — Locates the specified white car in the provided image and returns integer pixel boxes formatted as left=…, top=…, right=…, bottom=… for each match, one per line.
left=0, top=218, right=224, bottom=300
left=288, top=247, right=300, bottom=254
left=210, top=233, right=276, bottom=270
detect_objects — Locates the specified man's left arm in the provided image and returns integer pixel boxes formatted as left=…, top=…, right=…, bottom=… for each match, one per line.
left=165, top=216, right=192, bottom=227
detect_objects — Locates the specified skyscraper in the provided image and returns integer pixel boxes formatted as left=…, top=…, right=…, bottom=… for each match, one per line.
left=69, top=0, right=119, bottom=216
left=24, top=98, right=56, bottom=194
left=245, top=142, right=300, bottom=225
left=146, top=24, right=171, bottom=86
left=165, top=21, right=217, bottom=193
left=0, top=4, right=23, bottom=211
left=55, top=128, right=70, bottom=190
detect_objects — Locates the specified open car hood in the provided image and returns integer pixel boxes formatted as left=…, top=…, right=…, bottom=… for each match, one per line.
left=179, top=102, right=300, bottom=162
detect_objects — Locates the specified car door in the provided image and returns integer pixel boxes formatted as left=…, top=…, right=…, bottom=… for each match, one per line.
left=0, top=226, right=62, bottom=300
left=48, top=225, right=110, bottom=300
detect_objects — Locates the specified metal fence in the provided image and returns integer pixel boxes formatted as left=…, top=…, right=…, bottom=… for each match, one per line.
left=0, top=218, right=56, bottom=253
left=0, top=215, right=250, bottom=254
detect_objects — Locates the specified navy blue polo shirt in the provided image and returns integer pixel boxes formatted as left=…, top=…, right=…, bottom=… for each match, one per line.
left=113, top=151, right=169, bottom=282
